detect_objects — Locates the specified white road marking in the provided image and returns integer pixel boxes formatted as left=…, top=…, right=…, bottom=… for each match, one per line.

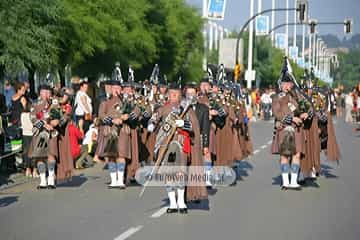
left=261, top=145, right=267, bottom=149
left=267, top=140, right=272, bottom=145
left=150, top=207, right=168, bottom=218
left=253, top=150, right=260, bottom=155
left=114, top=226, right=143, bottom=240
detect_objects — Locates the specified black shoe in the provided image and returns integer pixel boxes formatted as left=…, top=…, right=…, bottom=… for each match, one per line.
left=37, top=185, right=47, bottom=190
left=281, top=185, right=288, bottom=190
left=298, top=180, right=306, bottom=186
left=166, top=208, right=178, bottom=214
left=179, top=208, right=188, bottom=214
left=288, top=186, right=302, bottom=191
left=47, top=185, right=56, bottom=190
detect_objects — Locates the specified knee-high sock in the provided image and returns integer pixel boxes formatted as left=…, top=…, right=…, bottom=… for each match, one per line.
left=204, top=161, right=212, bottom=186
left=108, top=162, right=117, bottom=186
left=37, top=162, right=47, bottom=186
left=280, top=163, right=290, bottom=187
left=167, top=187, right=177, bottom=209
left=116, top=162, right=125, bottom=186
left=47, top=161, right=56, bottom=186
left=177, top=188, right=187, bottom=209
left=290, top=164, right=300, bottom=187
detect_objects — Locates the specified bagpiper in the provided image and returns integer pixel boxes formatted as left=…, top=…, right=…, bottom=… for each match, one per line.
left=146, top=81, right=207, bottom=214
left=99, top=74, right=140, bottom=189
left=28, top=84, right=72, bottom=189
left=271, top=57, right=309, bottom=190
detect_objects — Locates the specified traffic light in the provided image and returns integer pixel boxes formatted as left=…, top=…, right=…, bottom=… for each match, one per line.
left=234, top=64, right=241, bottom=82
left=297, top=0, right=308, bottom=23
left=344, top=20, right=352, bottom=34
left=309, top=20, right=317, bottom=34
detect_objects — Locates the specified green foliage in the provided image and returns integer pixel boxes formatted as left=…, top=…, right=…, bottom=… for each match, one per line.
left=207, top=49, right=219, bottom=65
left=252, top=35, right=304, bottom=88
left=333, top=50, right=360, bottom=90
left=0, top=0, right=204, bottom=83
left=0, top=0, right=62, bottom=76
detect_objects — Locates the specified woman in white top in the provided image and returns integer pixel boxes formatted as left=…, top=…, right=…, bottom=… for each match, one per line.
left=74, top=80, right=92, bottom=132
left=21, top=102, right=36, bottom=177
left=345, top=93, right=354, bottom=123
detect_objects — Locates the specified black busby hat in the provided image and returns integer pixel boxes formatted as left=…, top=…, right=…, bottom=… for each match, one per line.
left=38, top=84, right=52, bottom=91
left=168, top=81, right=181, bottom=90
left=158, top=75, right=168, bottom=88
left=184, top=81, right=197, bottom=89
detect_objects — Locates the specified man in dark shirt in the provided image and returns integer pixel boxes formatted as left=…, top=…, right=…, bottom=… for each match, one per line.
left=184, top=82, right=211, bottom=187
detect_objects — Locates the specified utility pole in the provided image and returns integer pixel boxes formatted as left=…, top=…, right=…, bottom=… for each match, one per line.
left=271, top=0, right=276, bottom=45
left=246, top=0, right=255, bottom=89
left=308, top=31, right=312, bottom=67
left=302, top=24, right=305, bottom=58
left=285, top=0, right=289, bottom=55
left=293, top=0, right=297, bottom=47
left=312, top=33, right=316, bottom=69
left=214, top=22, right=219, bottom=50
left=209, top=21, right=214, bottom=51
left=202, top=0, right=208, bottom=71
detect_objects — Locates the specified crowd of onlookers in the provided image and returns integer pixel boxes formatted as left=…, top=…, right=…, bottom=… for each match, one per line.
left=341, top=85, right=360, bottom=124
left=242, top=87, right=276, bottom=122
left=0, top=78, right=98, bottom=178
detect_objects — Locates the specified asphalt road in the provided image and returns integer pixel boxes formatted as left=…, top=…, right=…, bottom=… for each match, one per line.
left=1, top=118, right=359, bottom=240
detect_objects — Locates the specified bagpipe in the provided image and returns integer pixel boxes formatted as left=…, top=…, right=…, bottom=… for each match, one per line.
left=140, top=97, right=196, bottom=197
left=33, top=97, right=65, bottom=139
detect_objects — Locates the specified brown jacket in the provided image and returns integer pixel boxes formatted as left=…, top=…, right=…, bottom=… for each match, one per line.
left=271, top=93, right=305, bottom=155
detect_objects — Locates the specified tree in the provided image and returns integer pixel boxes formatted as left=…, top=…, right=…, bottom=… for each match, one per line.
left=0, top=0, right=62, bottom=77
left=334, top=50, right=360, bottom=90
left=145, top=0, right=204, bottom=82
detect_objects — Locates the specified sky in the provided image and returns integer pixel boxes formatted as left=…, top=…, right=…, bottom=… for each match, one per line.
left=186, top=0, right=360, bottom=38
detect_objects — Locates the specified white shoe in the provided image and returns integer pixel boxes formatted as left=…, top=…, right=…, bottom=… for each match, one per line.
left=47, top=169, right=56, bottom=187
left=117, top=171, right=126, bottom=189
left=205, top=170, right=212, bottom=187
left=39, top=173, right=47, bottom=187
left=177, top=188, right=187, bottom=209
left=168, top=191, right=178, bottom=209
left=310, top=169, right=317, bottom=179
left=108, top=172, right=118, bottom=188
left=289, top=173, right=301, bottom=189
left=281, top=173, right=290, bottom=189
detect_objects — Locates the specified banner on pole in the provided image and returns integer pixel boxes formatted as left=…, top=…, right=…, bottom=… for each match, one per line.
left=256, top=15, right=269, bottom=36
left=289, top=46, right=299, bottom=60
left=296, top=57, right=305, bottom=68
left=207, top=0, right=227, bottom=20
left=275, top=33, right=287, bottom=50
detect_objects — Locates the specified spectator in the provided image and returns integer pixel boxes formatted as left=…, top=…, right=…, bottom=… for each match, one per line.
left=74, top=79, right=92, bottom=133
left=23, top=80, right=37, bottom=103
left=0, top=92, right=7, bottom=128
left=336, top=91, right=343, bottom=118
left=345, top=92, right=354, bottom=123
left=4, top=80, right=15, bottom=109
left=10, top=82, right=27, bottom=126
left=81, top=118, right=100, bottom=162
left=261, top=88, right=272, bottom=120
left=21, top=102, right=34, bottom=177
left=68, top=120, right=94, bottom=169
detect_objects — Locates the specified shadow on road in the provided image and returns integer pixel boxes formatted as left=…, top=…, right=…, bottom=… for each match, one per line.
left=234, top=160, right=254, bottom=181
left=57, top=174, right=88, bottom=188
left=272, top=175, right=282, bottom=186
left=320, top=164, right=338, bottom=179
left=0, top=196, right=18, bottom=207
